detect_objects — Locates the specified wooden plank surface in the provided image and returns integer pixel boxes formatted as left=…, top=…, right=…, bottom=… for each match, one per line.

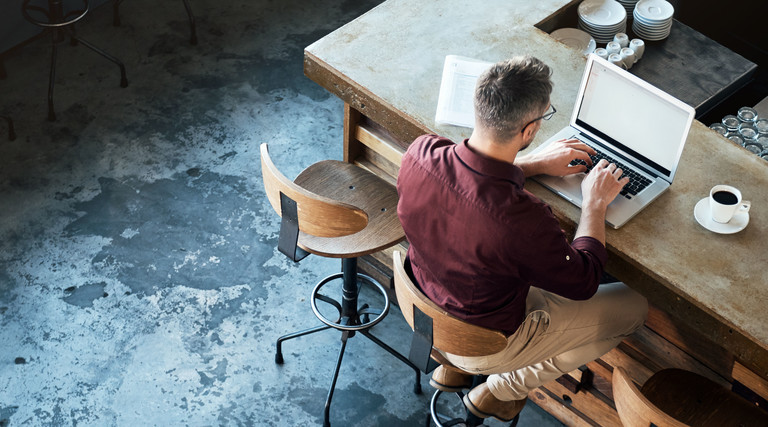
left=529, top=387, right=594, bottom=427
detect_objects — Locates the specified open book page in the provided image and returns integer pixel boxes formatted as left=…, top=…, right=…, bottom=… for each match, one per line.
left=435, top=55, right=492, bottom=128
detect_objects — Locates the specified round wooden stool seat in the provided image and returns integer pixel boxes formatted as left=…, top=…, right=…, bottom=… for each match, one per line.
left=613, top=367, right=768, bottom=427
left=641, top=368, right=768, bottom=426
left=294, top=159, right=404, bottom=258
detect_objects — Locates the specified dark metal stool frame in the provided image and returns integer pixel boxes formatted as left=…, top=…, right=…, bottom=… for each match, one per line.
left=274, top=201, right=422, bottom=427
left=22, top=0, right=128, bottom=121
left=112, top=0, right=197, bottom=45
left=261, top=144, right=421, bottom=427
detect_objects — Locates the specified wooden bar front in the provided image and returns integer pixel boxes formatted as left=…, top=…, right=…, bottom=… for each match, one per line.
left=304, top=0, right=768, bottom=424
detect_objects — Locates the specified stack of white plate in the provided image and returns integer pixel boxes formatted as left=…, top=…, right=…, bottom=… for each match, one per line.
left=616, top=0, right=639, bottom=16
left=632, top=0, right=674, bottom=41
left=577, top=0, right=627, bottom=44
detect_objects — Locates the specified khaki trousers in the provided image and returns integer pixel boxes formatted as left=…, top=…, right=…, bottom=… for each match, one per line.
left=443, top=282, right=648, bottom=401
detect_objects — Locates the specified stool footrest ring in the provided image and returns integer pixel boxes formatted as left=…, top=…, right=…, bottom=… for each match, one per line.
left=22, top=0, right=90, bottom=28
left=310, top=272, right=390, bottom=332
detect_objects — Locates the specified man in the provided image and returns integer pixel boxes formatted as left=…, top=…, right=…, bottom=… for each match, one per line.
left=396, top=56, right=648, bottom=421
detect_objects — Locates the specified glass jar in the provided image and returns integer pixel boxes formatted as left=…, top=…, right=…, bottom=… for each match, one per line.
left=737, top=106, right=758, bottom=124
left=755, top=118, right=768, bottom=135
left=744, top=142, right=762, bottom=154
left=722, top=115, right=740, bottom=132
left=728, top=134, right=744, bottom=145
left=738, top=124, right=758, bottom=141
left=709, top=123, right=728, bottom=136
left=757, top=134, right=768, bottom=149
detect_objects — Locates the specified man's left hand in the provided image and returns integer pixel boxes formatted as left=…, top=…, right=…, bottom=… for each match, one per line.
left=516, top=138, right=596, bottom=178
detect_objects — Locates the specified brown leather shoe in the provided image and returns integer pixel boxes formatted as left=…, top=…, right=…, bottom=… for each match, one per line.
left=429, top=365, right=474, bottom=392
left=463, top=382, right=527, bottom=422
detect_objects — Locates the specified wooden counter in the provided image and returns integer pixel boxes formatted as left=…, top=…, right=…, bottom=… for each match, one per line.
left=304, top=0, right=768, bottom=423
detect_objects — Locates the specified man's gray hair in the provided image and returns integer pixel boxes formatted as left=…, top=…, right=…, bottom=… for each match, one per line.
left=474, top=56, right=553, bottom=141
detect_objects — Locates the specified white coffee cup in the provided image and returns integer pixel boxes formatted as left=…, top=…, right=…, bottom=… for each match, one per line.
left=608, top=53, right=626, bottom=69
left=614, top=33, right=629, bottom=48
left=594, top=47, right=609, bottom=59
left=620, top=48, right=635, bottom=69
left=606, top=41, right=621, bottom=56
left=629, top=39, right=645, bottom=61
left=709, top=185, right=750, bottom=223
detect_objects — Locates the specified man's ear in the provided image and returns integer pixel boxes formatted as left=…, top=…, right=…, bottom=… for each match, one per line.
left=522, top=122, right=536, bottom=140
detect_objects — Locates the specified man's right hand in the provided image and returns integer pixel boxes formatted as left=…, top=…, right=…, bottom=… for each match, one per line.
left=574, top=159, right=629, bottom=245
left=581, top=159, right=629, bottom=211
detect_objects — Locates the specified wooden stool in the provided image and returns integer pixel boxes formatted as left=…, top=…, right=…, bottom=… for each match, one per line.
left=613, top=366, right=768, bottom=426
left=393, top=250, right=519, bottom=427
left=260, top=143, right=421, bottom=427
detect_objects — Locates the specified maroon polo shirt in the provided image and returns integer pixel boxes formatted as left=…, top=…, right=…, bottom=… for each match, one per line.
left=397, top=135, right=606, bottom=335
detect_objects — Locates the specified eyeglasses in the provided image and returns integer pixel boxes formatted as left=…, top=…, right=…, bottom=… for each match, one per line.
left=521, top=104, right=556, bottom=133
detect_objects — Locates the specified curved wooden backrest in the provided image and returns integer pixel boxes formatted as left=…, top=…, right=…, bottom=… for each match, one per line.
left=260, top=143, right=368, bottom=238
left=393, top=250, right=508, bottom=357
left=612, top=367, right=688, bottom=427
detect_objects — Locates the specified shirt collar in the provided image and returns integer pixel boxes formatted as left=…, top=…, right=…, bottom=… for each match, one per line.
left=455, top=138, right=526, bottom=188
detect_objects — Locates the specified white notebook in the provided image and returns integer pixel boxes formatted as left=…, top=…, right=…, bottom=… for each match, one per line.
left=434, top=55, right=491, bottom=128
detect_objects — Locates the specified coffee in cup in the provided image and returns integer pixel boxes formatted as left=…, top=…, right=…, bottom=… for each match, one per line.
left=709, top=185, right=750, bottom=223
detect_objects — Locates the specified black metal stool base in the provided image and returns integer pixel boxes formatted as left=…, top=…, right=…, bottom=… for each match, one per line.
left=46, top=32, right=129, bottom=121
left=275, top=258, right=422, bottom=427
left=23, top=0, right=129, bottom=121
left=428, top=376, right=520, bottom=427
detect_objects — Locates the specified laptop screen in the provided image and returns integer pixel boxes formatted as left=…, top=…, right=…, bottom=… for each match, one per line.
left=573, top=56, right=694, bottom=180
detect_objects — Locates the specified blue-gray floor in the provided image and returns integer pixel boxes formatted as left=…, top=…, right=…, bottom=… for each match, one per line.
left=0, top=1, right=564, bottom=425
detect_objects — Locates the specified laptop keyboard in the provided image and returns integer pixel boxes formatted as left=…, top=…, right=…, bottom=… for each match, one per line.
left=569, top=143, right=653, bottom=199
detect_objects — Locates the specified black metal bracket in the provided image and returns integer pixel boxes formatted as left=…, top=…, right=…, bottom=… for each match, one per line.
left=556, top=366, right=594, bottom=394
left=409, top=305, right=439, bottom=374
left=278, top=192, right=309, bottom=262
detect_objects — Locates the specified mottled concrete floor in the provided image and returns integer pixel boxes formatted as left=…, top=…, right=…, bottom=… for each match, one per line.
left=0, top=1, right=564, bottom=425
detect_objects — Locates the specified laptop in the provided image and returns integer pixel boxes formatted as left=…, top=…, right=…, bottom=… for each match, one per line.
left=529, top=54, right=695, bottom=228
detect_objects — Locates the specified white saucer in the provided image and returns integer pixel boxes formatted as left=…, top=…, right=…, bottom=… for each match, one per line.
left=578, top=0, right=627, bottom=26
left=551, top=28, right=597, bottom=54
left=635, top=0, right=674, bottom=21
left=694, top=197, right=749, bottom=234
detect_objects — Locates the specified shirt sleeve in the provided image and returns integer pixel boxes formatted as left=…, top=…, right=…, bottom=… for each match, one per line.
left=518, top=210, right=606, bottom=300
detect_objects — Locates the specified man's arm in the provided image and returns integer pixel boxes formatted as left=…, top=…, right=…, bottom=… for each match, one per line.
left=515, top=138, right=596, bottom=178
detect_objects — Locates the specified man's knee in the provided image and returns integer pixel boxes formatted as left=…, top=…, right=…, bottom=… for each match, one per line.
left=603, top=282, right=648, bottom=334
left=620, top=284, right=648, bottom=333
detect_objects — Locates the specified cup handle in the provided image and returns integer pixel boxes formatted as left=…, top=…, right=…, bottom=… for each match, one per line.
left=739, top=200, right=751, bottom=214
